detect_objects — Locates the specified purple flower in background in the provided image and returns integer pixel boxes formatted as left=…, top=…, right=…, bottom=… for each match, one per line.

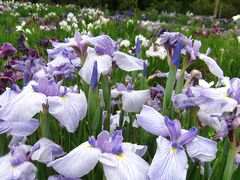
left=0, top=77, right=87, bottom=132
left=0, top=43, right=17, bottom=58
left=136, top=105, right=218, bottom=180
left=48, top=130, right=149, bottom=179
left=135, top=37, right=141, bottom=57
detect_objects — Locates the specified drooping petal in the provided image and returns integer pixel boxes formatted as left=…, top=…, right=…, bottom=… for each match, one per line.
left=0, top=83, right=46, bottom=121
left=121, top=90, right=150, bottom=112
left=99, top=152, right=149, bottom=180
left=0, top=155, right=37, bottom=180
left=0, top=118, right=39, bottom=136
left=148, top=136, right=188, bottom=180
left=0, top=88, right=19, bottom=107
left=136, top=105, right=168, bottom=136
left=186, top=135, right=217, bottom=162
left=48, top=175, right=81, bottom=180
left=31, top=137, right=65, bottom=164
left=121, top=143, right=148, bottom=157
left=48, top=91, right=87, bottom=132
left=113, top=51, right=144, bottom=71
left=197, top=109, right=222, bottom=131
left=79, top=48, right=112, bottom=84
left=199, top=54, right=224, bottom=79
left=48, top=142, right=101, bottom=178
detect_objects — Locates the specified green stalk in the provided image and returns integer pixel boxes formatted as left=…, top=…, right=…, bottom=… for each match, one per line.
left=40, top=105, right=51, bottom=139
left=102, top=75, right=111, bottom=131
left=162, top=66, right=177, bottom=115
left=223, top=130, right=237, bottom=180
left=175, top=56, right=188, bottom=94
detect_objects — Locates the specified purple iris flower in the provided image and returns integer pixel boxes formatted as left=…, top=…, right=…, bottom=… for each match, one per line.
left=136, top=105, right=218, bottom=180
left=112, top=83, right=150, bottom=112
left=11, top=57, right=45, bottom=86
left=228, top=78, right=240, bottom=104
left=48, top=130, right=149, bottom=179
left=135, top=37, right=141, bottom=57
left=0, top=138, right=64, bottom=179
left=0, top=43, right=17, bottom=58
left=171, top=39, right=182, bottom=67
left=0, top=77, right=87, bottom=132
left=90, top=61, right=98, bottom=89
left=172, top=85, right=238, bottom=131
left=0, top=68, right=17, bottom=94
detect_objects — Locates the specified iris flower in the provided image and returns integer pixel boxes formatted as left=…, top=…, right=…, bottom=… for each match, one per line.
left=0, top=138, right=64, bottom=180
left=48, top=130, right=149, bottom=179
left=0, top=77, right=87, bottom=132
left=111, top=83, right=150, bottom=112
left=137, top=105, right=217, bottom=180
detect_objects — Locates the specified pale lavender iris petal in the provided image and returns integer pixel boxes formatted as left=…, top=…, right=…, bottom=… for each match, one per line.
left=148, top=136, right=188, bottom=180
left=164, top=117, right=181, bottom=141
left=99, top=152, right=149, bottom=180
left=0, top=118, right=39, bottom=137
left=0, top=82, right=47, bottom=121
left=136, top=105, right=168, bottom=137
left=47, top=91, right=87, bottom=132
left=48, top=175, right=81, bottom=180
left=186, top=135, right=217, bottom=162
left=121, top=90, right=150, bottom=112
left=79, top=48, right=112, bottom=85
left=121, top=142, right=148, bottom=157
left=199, top=54, right=224, bottom=79
left=113, top=51, right=145, bottom=71
left=176, top=127, right=198, bottom=146
left=86, top=35, right=114, bottom=50
left=48, top=142, right=101, bottom=178
left=0, top=87, right=19, bottom=107
left=31, top=137, right=65, bottom=164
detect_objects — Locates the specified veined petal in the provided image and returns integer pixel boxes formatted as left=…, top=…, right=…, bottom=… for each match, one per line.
left=0, top=118, right=39, bottom=136
left=0, top=157, right=37, bottom=180
left=199, top=54, right=224, bottom=79
left=148, top=136, right=188, bottom=180
left=48, top=91, right=87, bottom=132
left=48, top=142, right=101, bottom=178
left=31, top=137, right=65, bottom=164
left=48, top=55, right=71, bottom=67
left=48, top=175, right=81, bottom=180
left=122, top=90, right=150, bottom=112
left=99, top=152, right=149, bottom=180
left=186, top=135, right=217, bottom=162
left=121, top=143, right=147, bottom=157
left=197, top=109, right=222, bottom=131
left=0, top=83, right=46, bottom=121
left=136, top=105, right=168, bottom=137
left=0, top=88, right=18, bottom=107
left=113, top=51, right=144, bottom=71
left=79, top=48, right=112, bottom=84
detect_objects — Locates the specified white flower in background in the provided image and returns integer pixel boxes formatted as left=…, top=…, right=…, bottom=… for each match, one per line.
left=135, top=35, right=150, bottom=47
left=16, top=25, right=23, bottom=32
left=120, top=40, right=130, bottom=48
left=87, top=23, right=93, bottom=30
left=237, top=36, right=240, bottom=43
left=232, top=14, right=240, bottom=22
left=25, top=28, right=31, bottom=34
left=146, top=44, right=167, bottom=60
left=81, top=20, right=86, bottom=26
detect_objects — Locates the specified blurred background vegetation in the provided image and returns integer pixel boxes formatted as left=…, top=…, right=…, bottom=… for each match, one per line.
left=22, top=0, right=240, bottom=18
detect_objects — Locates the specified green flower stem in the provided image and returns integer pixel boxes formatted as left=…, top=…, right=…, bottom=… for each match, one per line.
left=162, top=66, right=177, bottom=115
left=223, top=130, right=237, bottom=180
left=102, top=75, right=111, bottom=131
left=40, top=105, right=51, bottom=139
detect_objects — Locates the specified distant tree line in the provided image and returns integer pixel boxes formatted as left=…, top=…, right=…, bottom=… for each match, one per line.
left=25, top=0, right=240, bottom=17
